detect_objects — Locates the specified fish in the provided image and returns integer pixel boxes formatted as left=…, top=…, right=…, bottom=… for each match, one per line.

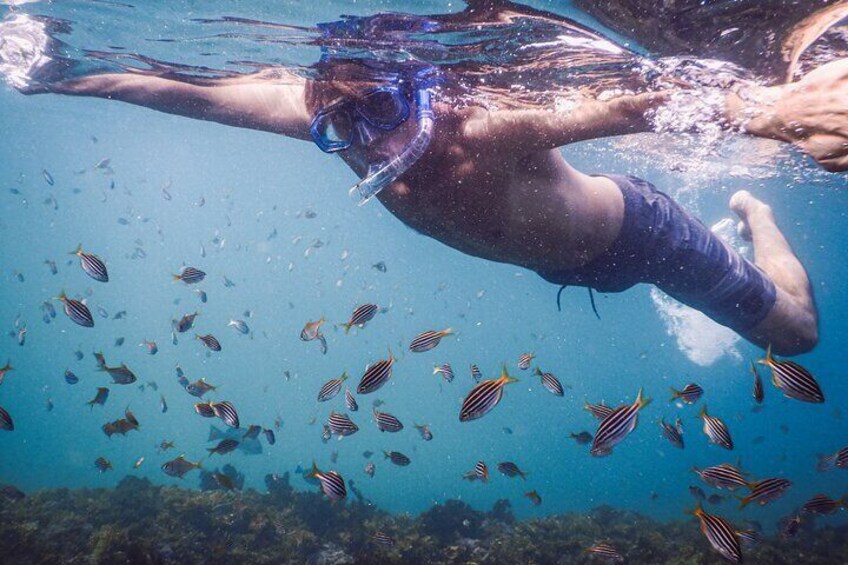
left=698, top=405, right=734, bottom=450
left=584, top=402, right=615, bottom=420
left=56, top=292, right=94, bottom=328
left=328, top=411, right=359, bottom=437
left=207, top=438, right=240, bottom=456
left=102, top=363, right=137, bottom=385
left=758, top=344, right=824, bottom=403
left=371, top=531, right=395, bottom=547
left=211, top=401, right=240, bottom=428
left=172, top=331, right=178, bottom=345
left=207, top=426, right=262, bottom=456
left=243, top=424, right=262, bottom=440
left=374, top=408, right=403, bottom=432
left=45, top=259, right=58, bottom=275
left=131, top=456, right=145, bottom=469
left=97, top=305, right=110, bottom=319
left=459, top=366, right=519, bottom=422
left=474, top=460, right=489, bottom=482
left=364, top=462, right=376, bottom=477
left=158, top=440, right=176, bottom=452
left=321, top=424, right=332, bottom=443
left=345, top=389, right=359, bottom=412
left=693, top=463, right=748, bottom=490
left=196, top=334, right=222, bottom=352
left=42, top=301, right=56, bottom=319
left=300, top=318, right=325, bottom=342
left=195, top=289, right=207, bottom=303
left=414, top=423, right=433, bottom=441
left=372, top=261, right=387, bottom=272
left=517, top=353, right=535, bottom=370
left=816, top=446, right=848, bottom=471
left=194, top=401, right=216, bottom=418
left=307, top=462, right=346, bottom=501
left=174, top=312, right=198, bottom=333
left=690, top=486, right=707, bottom=501
left=433, top=363, right=454, bottom=383
left=93, top=352, right=106, bottom=369
left=584, top=543, right=624, bottom=563
left=0, top=406, right=13, bottom=431
left=87, top=387, right=110, bottom=408
left=357, top=351, right=395, bottom=394
left=341, top=304, right=378, bottom=333
left=15, top=327, right=26, bottom=346
left=691, top=503, right=743, bottom=564
left=801, top=494, right=845, bottom=515
left=318, top=333, right=328, bottom=355
left=94, top=457, right=112, bottom=472
left=409, top=328, right=454, bottom=353
left=0, top=361, right=13, bottom=386
left=318, top=372, right=348, bottom=402
left=64, top=370, right=79, bottom=385
left=213, top=472, right=236, bottom=490
left=139, top=340, right=158, bottom=355
left=524, top=490, right=542, bottom=506
left=114, top=337, right=125, bottom=347
left=161, top=455, right=202, bottom=478
left=750, top=362, right=764, bottom=404
left=160, top=394, right=168, bottom=414
left=223, top=276, right=236, bottom=288
left=569, top=431, right=593, bottom=445
left=173, top=266, right=206, bottom=284
left=228, top=319, right=249, bottom=334
left=74, top=350, right=84, bottom=361
left=534, top=368, right=564, bottom=396
left=70, top=245, right=109, bottom=283
left=707, top=494, right=725, bottom=505
left=469, top=364, right=483, bottom=383
left=45, top=398, right=54, bottom=412
left=590, top=389, right=651, bottom=457
left=670, top=383, right=703, bottom=404
left=42, top=169, right=54, bottom=186
left=263, top=428, right=276, bottom=445
left=780, top=515, right=802, bottom=539
left=497, top=461, right=526, bottom=479
left=185, top=378, right=217, bottom=398
left=659, top=417, right=684, bottom=449
left=739, top=477, right=792, bottom=508
left=384, top=451, right=411, bottom=466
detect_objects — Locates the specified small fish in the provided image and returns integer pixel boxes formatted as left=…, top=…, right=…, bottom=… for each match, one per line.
left=97, top=305, right=109, bottom=319
left=0, top=361, right=13, bottom=386
left=497, top=461, right=526, bottom=479
left=409, top=328, right=454, bottom=353
left=758, top=344, right=824, bottom=403
left=414, top=423, right=433, bottom=441
left=173, top=266, right=206, bottom=285
left=524, top=490, right=542, bottom=506
left=45, top=259, right=58, bottom=275
left=693, top=463, right=747, bottom=490
left=223, top=276, right=236, bottom=288
left=56, top=292, right=94, bottom=328
left=707, top=494, right=725, bottom=505
left=94, top=457, right=112, bottom=472
left=300, top=318, right=325, bottom=342
left=384, top=451, right=411, bottom=466
left=357, top=351, right=395, bottom=394
left=474, top=460, right=489, bottom=482
left=739, top=477, right=792, bottom=508
left=801, top=494, right=844, bottom=515
left=213, top=472, right=236, bottom=490
left=15, top=327, right=26, bottom=346
left=372, top=261, right=387, bottom=272
left=365, top=462, right=376, bottom=477
left=307, top=462, right=346, bottom=501
left=158, top=440, right=176, bottom=452
left=185, top=378, right=217, bottom=398
left=321, top=424, right=332, bottom=442
left=690, top=486, right=707, bottom=501
left=817, top=446, right=848, bottom=471
left=517, top=353, right=535, bottom=370
left=195, top=289, right=207, bottom=303
left=670, top=383, right=703, bottom=404
left=372, top=531, right=395, bottom=547
left=161, top=455, right=202, bottom=478
left=263, top=428, right=276, bottom=445
left=196, top=334, right=222, bottom=352
left=659, top=417, right=684, bottom=449
left=584, top=402, right=614, bottom=420
left=174, top=312, right=198, bottom=333
left=207, top=438, right=240, bottom=456
left=691, top=503, right=743, bottom=564
left=0, top=405, right=13, bottom=431
left=64, top=370, right=79, bottom=385
left=318, top=333, right=328, bottom=355
left=469, top=364, right=483, bottom=383
left=328, top=411, right=359, bottom=437
left=42, top=301, right=56, bottom=318
left=374, top=408, right=403, bottom=432
left=114, top=337, right=125, bottom=347
left=211, top=401, right=240, bottom=428
left=160, top=394, right=168, bottom=414
left=318, top=372, right=348, bottom=402
left=93, top=352, right=106, bottom=369
left=591, top=389, right=651, bottom=457
left=242, top=425, right=262, bottom=440
left=584, top=543, right=624, bottom=563
left=341, top=304, right=378, bottom=333
left=534, top=368, right=564, bottom=396
left=74, top=349, right=84, bottom=361
left=459, top=366, right=519, bottom=422
left=70, top=245, right=109, bottom=283
left=42, top=169, right=55, bottom=186
left=698, top=405, right=734, bottom=450
left=568, top=431, right=592, bottom=445
left=172, top=331, right=178, bottom=345
left=87, top=387, right=109, bottom=408
left=433, top=363, right=454, bottom=383
left=140, top=340, right=158, bottom=355
left=102, top=363, right=137, bottom=385
left=750, top=362, right=764, bottom=404
left=228, top=319, right=249, bottom=335
left=345, top=389, right=359, bottom=412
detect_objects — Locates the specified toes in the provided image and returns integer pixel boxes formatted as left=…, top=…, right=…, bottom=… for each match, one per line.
left=737, top=220, right=752, bottom=242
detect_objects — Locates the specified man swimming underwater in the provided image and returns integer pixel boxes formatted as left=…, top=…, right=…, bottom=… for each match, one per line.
left=4, top=1, right=848, bottom=355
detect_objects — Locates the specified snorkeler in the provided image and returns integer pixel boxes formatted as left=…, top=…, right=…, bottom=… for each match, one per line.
left=3, top=2, right=847, bottom=355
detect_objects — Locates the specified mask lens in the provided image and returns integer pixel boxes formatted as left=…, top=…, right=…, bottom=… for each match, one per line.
left=359, top=89, right=409, bottom=129
left=314, top=108, right=354, bottom=151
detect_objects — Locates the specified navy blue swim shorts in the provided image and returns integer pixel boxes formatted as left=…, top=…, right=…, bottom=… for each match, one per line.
left=537, top=174, right=777, bottom=333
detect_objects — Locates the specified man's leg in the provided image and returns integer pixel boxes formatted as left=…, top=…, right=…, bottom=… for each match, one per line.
left=730, top=190, right=819, bottom=354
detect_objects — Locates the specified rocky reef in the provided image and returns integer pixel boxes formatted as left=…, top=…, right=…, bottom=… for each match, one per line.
left=1, top=476, right=846, bottom=564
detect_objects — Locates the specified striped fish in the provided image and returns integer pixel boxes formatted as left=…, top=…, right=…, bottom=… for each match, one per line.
left=194, top=401, right=216, bottom=418
left=659, top=417, right=684, bottom=449
left=173, top=266, right=206, bottom=284
left=590, top=388, right=651, bottom=457
left=196, top=334, right=222, bottom=352
left=0, top=405, right=13, bottom=431
left=345, top=389, right=359, bottom=412
left=817, top=446, right=848, bottom=471
left=758, top=344, right=824, bottom=403
left=207, top=438, right=240, bottom=456
left=56, top=292, right=94, bottom=327
left=469, top=364, right=483, bottom=383
left=534, top=368, right=564, bottom=396
left=801, top=494, right=845, bottom=515
left=384, top=450, right=411, bottom=466
left=739, top=477, right=792, bottom=508
left=584, top=543, right=624, bottom=563
left=698, top=406, right=733, bottom=450
left=475, top=460, right=489, bottom=482
left=211, top=401, right=240, bottom=428
left=374, top=408, right=403, bottom=432
left=308, top=463, right=346, bottom=501
left=318, top=372, right=348, bottom=402
left=94, top=457, right=112, bottom=472
left=433, top=363, right=455, bottom=383
left=670, top=382, right=703, bottom=404
left=409, top=328, right=453, bottom=353
left=459, top=366, right=519, bottom=422
left=342, top=304, right=378, bottom=333
left=584, top=402, right=615, bottom=420
left=356, top=351, right=394, bottom=394
left=736, top=529, right=761, bottom=548
left=71, top=245, right=109, bottom=282
left=328, top=411, right=359, bottom=437
left=693, top=463, right=748, bottom=490
left=497, top=461, right=526, bottom=479
left=414, top=423, right=433, bottom=441
left=750, top=362, right=764, bottom=404
left=372, top=531, right=395, bottom=547
left=517, top=353, right=535, bottom=370
left=691, top=503, right=743, bottom=564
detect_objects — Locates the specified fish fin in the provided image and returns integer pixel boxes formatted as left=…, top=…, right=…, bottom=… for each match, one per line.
left=340, top=372, right=348, bottom=383
left=533, top=367, right=542, bottom=376
left=307, top=461, right=319, bottom=478
left=685, top=501, right=704, bottom=516
left=342, top=322, right=352, bottom=334
left=698, top=404, right=707, bottom=419
left=172, top=274, right=182, bottom=281
left=757, top=344, right=772, bottom=367
left=442, top=327, right=454, bottom=336
left=669, top=387, right=680, bottom=401
left=70, top=244, right=83, bottom=256
left=54, top=290, right=67, bottom=301
left=737, top=494, right=751, bottom=509
left=636, top=388, right=651, bottom=409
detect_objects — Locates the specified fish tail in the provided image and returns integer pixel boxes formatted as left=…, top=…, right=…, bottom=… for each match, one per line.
left=432, top=366, right=440, bottom=375
left=757, top=344, right=772, bottom=367
left=669, top=387, right=680, bottom=401
left=54, top=290, right=67, bottom=302
left=698, top=404, right=708, bottom=419
left=69, top=244, right=83, bottom=256
left=685, top=501, right=704, bottom=517
left=737, top=494, right=751, bottom=509
left=383, top=451, right=391, bottom=460
left=342, top=322, right=352, bottom=334
left=307, top=461, right=319, bottom=478
left=533, top=367, right=542, bottom=376
left=442, top=327, right=454, bottom=336
left=636, top=387, right=651, bottom=409
left=172, top=273, right=183, bottom=281
left=340, top=372, right=348, bottom=383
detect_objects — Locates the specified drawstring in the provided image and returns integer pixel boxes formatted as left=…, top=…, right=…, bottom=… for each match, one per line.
left=556, top=285, right=567, bottom=312
left=556, top=285, right=601, bottom=320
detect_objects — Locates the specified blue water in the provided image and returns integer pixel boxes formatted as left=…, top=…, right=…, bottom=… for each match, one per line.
left=1, top=0, right=847, bottom=539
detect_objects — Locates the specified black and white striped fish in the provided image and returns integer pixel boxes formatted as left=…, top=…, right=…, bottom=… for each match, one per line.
left=374, top=408, right=403, bottom=432
left=817, top=446, right=848, bottom=471
left=173, top=266, right=206, bottom=284
left=0, top=405, right=13, bottom=431
left=459, top=366, right=519, bottom=422
left=750, top=362, right=764, bottom=404
left=692, top=503, right=743, bottom=564
left=698, top=405, right=733, bottom=450
left=758, top=344, right=824, bottom=403
left=56, top=292, right=94, bottom=327
left=196, top=334, right=222, bottom=352
left=474, top=460, right=489, bottom=482
left=659, top=417, right=684, bottom=449
left=207, top=438, right=240, bottom=456
left=384, top=450, right=411, bottom=466
left=497, top=461, right=526, bottom=479
left=534, top=368, right=564, bottom=396
left=372, top=531, right=395, bottom=547
left=345, top=389, right=359, bottom=411
left=433, top=363, right=454, bottom=383
left=194, top=401, right=216, bottom=418
left=357, top=351, right=394, bottom=394
left=739, top=477, right=792, bottom=508
left=211, top=400, right=240, bottom=428
left=308, top=463, right=346, bottom=501
left=469, top=364, right=483, bottom=383
left=71, top=245, right=109, bottom=282
left=801, top=494, right=845, bottom=515
left=318, top=372, right=348, bottom=402
left=414, top=423, right=433, bottom=441
left=693, top=463, right=747, bottom=490
left=670, top=382, right=703, bottom=404
left=590, top=388, right=651, bottom=457
left=517, top=353, right=535, bottom=370
left=584, top=543, right=624, bottom=563
left=342, top=304, right=378, bottom=333
left=584, top=402, right=615, bottom=420
left=409, top=328, right=453, bottom=353
left=328, top=411, right=359, bottom=437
